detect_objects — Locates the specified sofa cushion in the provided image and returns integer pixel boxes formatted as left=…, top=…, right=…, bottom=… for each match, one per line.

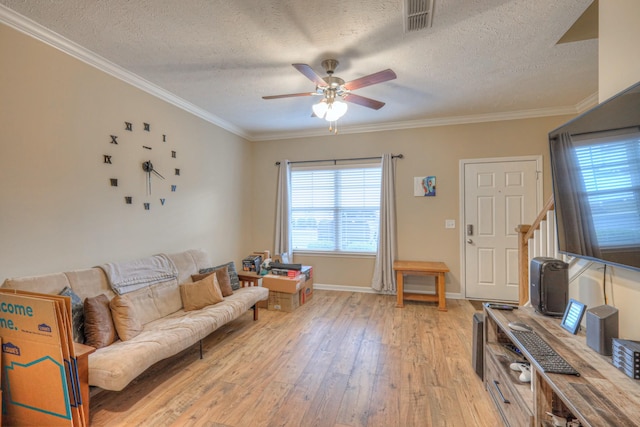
left=180, top=274, right=223, bottom=311
left=112, top=279, right=181, bottom=326
left=192, top=265, right=233, bottom=297
left=201, top=261, right=240, bottom=290
left=151, top=279, right=183, bottom=317
left=84, top=294, right=118, bottom=349
left=109, top=294, right=143, bottom=341
left=59, top=286, right=85, bottom=344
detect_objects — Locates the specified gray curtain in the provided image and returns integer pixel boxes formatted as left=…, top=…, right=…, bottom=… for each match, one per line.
left=553, top=132, right=600, bottom=258
left=274, top=160, right=292, bottom=263
left=372, top=153, right=397, bottom=292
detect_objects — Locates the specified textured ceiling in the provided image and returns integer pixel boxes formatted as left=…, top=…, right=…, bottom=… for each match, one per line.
left=0, top=0, right=597, bottom=140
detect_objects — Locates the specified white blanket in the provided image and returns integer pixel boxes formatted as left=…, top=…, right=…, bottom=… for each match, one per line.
left=100, top=254, right=178, bottom=295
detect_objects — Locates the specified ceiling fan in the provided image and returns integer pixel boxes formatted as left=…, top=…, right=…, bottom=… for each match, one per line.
left=263, top=59, right=397, bottom=131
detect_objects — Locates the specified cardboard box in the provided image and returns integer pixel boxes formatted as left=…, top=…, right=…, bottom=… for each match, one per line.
left=268, top=290, right=301, bottom=312
left=262, top=274, right=304, bottom=294
left=0, top=291, right=80, bottom=426
left=242, top=255, right=262, bottom=272
left=252, top=250, right=270, bottom=262
left=301, top=265, right=313, bottom=282
left=300, top=277, right=314, bottom=305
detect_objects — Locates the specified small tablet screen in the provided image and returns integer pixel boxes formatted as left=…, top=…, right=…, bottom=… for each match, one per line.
left=561, top=298, right=587, bottom=334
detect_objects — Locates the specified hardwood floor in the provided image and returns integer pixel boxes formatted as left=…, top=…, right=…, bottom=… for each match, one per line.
left=90, top=290, right=502, bottom=426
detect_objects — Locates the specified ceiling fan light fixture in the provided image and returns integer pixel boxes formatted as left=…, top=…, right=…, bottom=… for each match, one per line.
left=325, top=100, right=348, bottom=122
left=312, top=99, right=328, bottom=118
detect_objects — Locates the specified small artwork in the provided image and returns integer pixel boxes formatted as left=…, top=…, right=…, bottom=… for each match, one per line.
left=414, top=176, right=436, bottom=197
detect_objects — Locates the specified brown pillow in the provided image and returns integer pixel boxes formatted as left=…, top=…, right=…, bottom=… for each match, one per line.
left=180, top=273, right=223, bottom=311
left=191, top=265, right=233, bottom=297
left=109, top=294, right=143, bottom=341
left=84, top=294, right=118, bottom=348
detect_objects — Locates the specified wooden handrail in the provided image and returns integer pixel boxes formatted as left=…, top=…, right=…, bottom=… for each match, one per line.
left=517, top=195, right=555, bottom=305
left=523, top=197, right=555, bottom=242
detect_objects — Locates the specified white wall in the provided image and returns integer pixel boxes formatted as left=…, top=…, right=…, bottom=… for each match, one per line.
left=0, top=23, right=252, bottom=280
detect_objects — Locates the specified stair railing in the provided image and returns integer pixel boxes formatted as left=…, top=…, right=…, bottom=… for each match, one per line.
left=516, top=196, right=556, bottom=306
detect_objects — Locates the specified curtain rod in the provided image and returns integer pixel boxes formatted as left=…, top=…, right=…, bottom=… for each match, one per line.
left=275, top=154, right=403, bottom=166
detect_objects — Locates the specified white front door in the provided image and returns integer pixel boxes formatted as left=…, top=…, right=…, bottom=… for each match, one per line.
left=463, top=158, right=541, bottom=301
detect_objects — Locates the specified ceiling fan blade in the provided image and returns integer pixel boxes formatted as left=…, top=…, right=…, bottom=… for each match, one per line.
left=262, top=92, right=315, bottom=99
left=343, top=69, right=397, bottom=91
left=343, top=93, right=386, bottom=110
left=292, top=63, right=328, bottom=87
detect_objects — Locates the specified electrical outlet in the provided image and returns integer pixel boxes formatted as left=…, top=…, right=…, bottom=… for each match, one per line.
left=445, top=219, right=455, bottom=229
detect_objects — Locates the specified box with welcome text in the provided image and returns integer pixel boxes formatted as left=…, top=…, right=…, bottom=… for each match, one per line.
left=0, top=292, right=78, bottom=426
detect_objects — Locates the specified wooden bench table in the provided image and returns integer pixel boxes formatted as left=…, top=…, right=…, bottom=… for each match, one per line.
left=237, top=271, right=262, bottom=288
left=393, top=260, right=449, bottom=311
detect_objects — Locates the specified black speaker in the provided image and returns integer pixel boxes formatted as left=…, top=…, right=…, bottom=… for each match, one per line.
left=530, top=257, right=568, bottom=317
left=586, top=305, right=619, bottom=356
left=472, top=312, right=484, bottom=379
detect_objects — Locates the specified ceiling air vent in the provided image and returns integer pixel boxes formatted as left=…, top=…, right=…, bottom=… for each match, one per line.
left=404, top=0, right=434, bottom=33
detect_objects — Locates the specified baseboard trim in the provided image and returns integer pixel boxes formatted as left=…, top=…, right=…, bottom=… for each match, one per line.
left=313, top=283, right=463, bottom=300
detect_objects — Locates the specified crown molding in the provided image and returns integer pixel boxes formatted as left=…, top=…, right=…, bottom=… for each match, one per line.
left=250, top=104, right=581, bottom=141
left=0, top=5, right=250, bottom=140
left=575, top=91, right=599, bottom=113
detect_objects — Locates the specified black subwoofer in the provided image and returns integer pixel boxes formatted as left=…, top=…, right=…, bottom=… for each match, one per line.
left=530, top=257, right=568, bottom=317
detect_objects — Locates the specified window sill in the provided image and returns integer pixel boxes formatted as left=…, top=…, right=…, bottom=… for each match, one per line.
left=293, top=251, right=376, bottom=259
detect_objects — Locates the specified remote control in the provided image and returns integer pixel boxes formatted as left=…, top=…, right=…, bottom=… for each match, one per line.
left=485, top=303, right=518, bottom=310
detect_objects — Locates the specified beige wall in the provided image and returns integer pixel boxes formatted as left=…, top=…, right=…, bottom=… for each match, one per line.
left=0, top=24, right=252, bottom=280
left=599, top=0, right=640, bottom=100
left=250, top=116, right=573, bottom=294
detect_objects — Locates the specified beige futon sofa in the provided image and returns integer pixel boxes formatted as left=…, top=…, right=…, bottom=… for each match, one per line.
left=1, top=249, right=269, bottom=391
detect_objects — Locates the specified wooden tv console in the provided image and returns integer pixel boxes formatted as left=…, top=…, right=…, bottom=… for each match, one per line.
left=483, top=305, right=640, bottom=426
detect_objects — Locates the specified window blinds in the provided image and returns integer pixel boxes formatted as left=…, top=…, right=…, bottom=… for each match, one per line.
left=290, top=163, right=382, bottom=253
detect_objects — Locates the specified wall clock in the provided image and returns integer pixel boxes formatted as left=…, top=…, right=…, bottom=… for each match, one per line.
left=103, top=121, right=180, bottom=210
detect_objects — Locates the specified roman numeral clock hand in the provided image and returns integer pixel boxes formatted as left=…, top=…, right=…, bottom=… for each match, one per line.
left=142, top=160, right=166, bottom=195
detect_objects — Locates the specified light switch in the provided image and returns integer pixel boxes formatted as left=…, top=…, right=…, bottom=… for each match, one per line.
left=445, top=219, right=456, bottom=229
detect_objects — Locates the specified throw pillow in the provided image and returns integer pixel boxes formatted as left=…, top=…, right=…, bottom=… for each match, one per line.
left=59, top=286, right=85, bottom=344
left=109, top=294, right=143, bottom=341
left=84, top=294, right=119, bottom=349
left=200, top=261, right=240, bottom=291
left=180, top=273, right=223, bottom=311
left=191, top=265, right=233, bottom=297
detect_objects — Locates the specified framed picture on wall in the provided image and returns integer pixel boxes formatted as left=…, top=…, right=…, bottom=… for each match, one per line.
left=414, top=176, right=436, bottom=197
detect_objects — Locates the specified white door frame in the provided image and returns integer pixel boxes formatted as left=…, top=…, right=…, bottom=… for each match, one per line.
left=459, top=155, right=543, bottom=300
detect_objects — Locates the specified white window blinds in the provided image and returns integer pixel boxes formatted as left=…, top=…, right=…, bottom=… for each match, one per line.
left=290, top=163, right=382, bottom=254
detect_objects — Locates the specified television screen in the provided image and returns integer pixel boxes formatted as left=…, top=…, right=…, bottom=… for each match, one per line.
left=549, top=81, right=640, bottom=271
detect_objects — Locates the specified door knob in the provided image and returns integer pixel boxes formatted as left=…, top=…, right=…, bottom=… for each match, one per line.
left=467, top=239, right=473, bottom=244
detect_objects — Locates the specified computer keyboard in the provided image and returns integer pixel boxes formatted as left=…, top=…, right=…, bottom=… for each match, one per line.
left=511, top=330, right=580, bottom=376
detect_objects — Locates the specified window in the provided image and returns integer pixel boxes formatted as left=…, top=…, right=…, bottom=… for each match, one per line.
left=290, top=163, right=382, bottom=254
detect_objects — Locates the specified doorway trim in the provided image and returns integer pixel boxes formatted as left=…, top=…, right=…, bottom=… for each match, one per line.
left=459, top=155, right=543, bottom=300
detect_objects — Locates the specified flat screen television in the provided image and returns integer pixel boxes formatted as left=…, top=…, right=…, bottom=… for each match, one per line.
left=549, top=81, right=640, bottom=271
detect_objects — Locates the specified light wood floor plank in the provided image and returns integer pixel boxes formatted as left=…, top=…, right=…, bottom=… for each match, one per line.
left=89, top=290, right=501, bottom=427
